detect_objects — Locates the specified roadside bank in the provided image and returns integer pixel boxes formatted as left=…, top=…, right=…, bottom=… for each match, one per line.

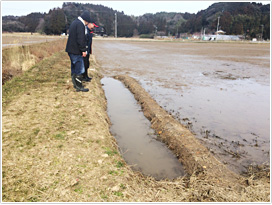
left=2, top=39, right=67, bottom=85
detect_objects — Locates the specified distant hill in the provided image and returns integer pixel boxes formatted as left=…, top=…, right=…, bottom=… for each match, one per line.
left=181, top=2, right=270, bottom=39
left=2, top=2, right=270, bottom=39
left=2, top=13, right=45, bottom=33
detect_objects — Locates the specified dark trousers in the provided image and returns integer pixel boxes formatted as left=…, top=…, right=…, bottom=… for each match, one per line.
left=83, top=54, right=90, bottom=76
left=68, top=53, right=85, bottom=75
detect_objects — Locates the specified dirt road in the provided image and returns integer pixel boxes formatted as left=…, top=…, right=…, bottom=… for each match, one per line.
left=93, top=39, right=270, bottom=174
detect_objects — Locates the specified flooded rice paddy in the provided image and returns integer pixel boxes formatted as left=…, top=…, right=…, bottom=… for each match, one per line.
left=94, top=39, right=270, bottom=174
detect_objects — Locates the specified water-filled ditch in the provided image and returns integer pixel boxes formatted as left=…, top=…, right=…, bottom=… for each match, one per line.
left=101, top=77, right=185, bottom=180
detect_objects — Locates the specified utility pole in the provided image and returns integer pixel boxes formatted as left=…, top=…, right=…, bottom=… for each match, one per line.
left=261, top=24, right=264, bottom=41
left=115, top=12, right=117, bottom=38
left=154, top=25, right=157, bottom=37
left=216, top=16, right=220, bottom=41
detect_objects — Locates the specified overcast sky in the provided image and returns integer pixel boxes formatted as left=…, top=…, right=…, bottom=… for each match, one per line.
left=1, top=1, right=270, bottom=17
left=1, top=1, right=269, bottom=17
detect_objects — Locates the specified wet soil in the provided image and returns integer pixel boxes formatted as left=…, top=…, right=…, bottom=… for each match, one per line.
left=93, top=39, right=270, bottom=174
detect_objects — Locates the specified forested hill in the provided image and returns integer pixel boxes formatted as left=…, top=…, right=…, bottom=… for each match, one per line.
left=2, top=2, right=270, bottom=39
left=181, top=2, right=270, bottom=38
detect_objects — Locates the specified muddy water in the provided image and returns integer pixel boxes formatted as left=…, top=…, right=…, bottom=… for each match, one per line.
left=94, top=40, right=270, bottom=174
left=101, top=77, right=185, bottom=180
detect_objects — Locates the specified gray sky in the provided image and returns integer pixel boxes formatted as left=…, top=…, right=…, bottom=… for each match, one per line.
left=1, top=1, right=270, bottom=17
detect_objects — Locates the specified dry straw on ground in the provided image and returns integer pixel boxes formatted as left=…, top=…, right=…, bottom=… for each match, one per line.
left=2, top=41, right=270, bottom=202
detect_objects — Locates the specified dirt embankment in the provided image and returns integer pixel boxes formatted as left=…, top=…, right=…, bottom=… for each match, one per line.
left=115, top=75, right=241, bottom=185
left=2, top=39, right=67, bottom=85
left=2, top=48, right=270, bottom=202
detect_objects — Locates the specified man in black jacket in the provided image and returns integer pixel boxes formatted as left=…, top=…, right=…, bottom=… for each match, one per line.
left=66, top=11, right=92, bottom=92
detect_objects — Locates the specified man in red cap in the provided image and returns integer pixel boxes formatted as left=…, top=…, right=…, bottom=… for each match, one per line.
left=82, top=23, right=99, bottom=81
left=65, top=11, right=92, bottom=92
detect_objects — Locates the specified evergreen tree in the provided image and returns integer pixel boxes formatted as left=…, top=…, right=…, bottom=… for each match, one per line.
left=44, top=8, right=66, bottom=35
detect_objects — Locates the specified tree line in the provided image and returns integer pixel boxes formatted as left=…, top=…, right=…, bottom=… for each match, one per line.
left=2, top=2, right=270, bottom=40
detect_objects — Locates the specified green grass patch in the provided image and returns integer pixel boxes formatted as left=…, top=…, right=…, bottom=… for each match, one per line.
left=116, top=161, right=124, bottom=168
left=104, top=147, right=118, bottom=156
left=74, top=187, right=83, bottom=194
left=33, top=128, right=40, bottom=136
left=108, top=170, right=118, bottom=175
left=114, top=191, right=123, bottom=197
left=53, top=132, right=66, bottom=140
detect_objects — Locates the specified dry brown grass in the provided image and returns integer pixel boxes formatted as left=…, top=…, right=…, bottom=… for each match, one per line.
left=2, top=38, right=67, bottom=85
left=2, top=49, right=270, bottom=202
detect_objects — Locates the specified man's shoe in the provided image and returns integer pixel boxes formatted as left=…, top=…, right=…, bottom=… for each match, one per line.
left=76, top=87, right=89, bottom=92
left=82, top=76, right=91, bottom=82
left=82, top=73, right=92, bottom=82
left=74, top=75, right=89, bottom=92
left=86, top=75, right=92, bottom=81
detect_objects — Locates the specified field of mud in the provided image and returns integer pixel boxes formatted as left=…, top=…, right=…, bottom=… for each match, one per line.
left=93, top=39, right=270, bottom=174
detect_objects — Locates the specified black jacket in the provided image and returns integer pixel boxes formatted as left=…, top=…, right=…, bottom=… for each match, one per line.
left=66, top=18, right=87, bottom=55
left=86, top=27, right=93, bottom=54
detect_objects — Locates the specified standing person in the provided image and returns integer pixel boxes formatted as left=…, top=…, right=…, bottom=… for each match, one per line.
left=82, top=23, right=95, bottom=82
left=66, top=11, right=92, bottom=92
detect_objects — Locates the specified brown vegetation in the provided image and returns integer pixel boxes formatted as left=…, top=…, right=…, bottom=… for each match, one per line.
left=2, top=38, right=67, bottom=85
